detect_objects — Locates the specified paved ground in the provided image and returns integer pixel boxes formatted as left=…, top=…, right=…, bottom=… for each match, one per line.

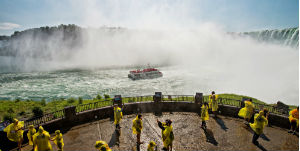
left=22, top=112, right=298, bottom=151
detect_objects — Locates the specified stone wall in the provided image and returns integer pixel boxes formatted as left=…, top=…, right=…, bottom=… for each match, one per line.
left=1, top=101, right=291, bottom=151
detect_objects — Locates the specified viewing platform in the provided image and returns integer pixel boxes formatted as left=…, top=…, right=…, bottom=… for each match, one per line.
left=2, top=92, right=299, bottom=151
left=21, top=112, right=299, bottom=151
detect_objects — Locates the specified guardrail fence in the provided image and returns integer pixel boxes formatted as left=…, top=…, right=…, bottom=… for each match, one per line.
left=22, top=92, right=289, bottom=129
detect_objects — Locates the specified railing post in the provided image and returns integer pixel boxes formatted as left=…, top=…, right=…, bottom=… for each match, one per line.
left=153, top=92, right=162, bottom=115
left=64, top=106, right=76, bottom=121
left=153, top=92, right=162, bottom=103
left=195, top=93, right=203, bottom=104
left=219, top=98, right=223, bottom=105
left=114, top=95, right=122, bottom=107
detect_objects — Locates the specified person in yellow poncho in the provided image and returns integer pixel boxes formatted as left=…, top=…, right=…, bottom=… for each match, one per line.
left=33, top=126, right=52, bottom=151
left=4, top=118, right=24, bottom=151
left=51, top=130, right=64, bottom=151
left=157, top=119, right=174, bottom=151
left=114, top=104, right=123, bottom=130
left=209, top=91, right=219, bottom=117
left=288, top=107, right=299, bottom=135
left=132, top=114, right=143, bottom=144
left=238, top=99, right=255, bottom=124
left=201, top=102, right=209, bottom=129
left=147, top=141, right=156, bottom=151
left=250, top=109, right=269, bottom=145
left=95, top=140, right=112, bottom=151
left=27, top=125, right=36, bottom=150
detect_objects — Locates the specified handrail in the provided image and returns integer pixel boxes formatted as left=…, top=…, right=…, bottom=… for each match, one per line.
left=24, top=109, right=65, bottom=129
left=76, top=99, right=113, bottom=113
left=23, top=94, right=288, bottom=128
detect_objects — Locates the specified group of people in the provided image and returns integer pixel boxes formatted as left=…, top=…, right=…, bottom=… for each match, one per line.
left=4, top=119, right=64, bottom=151
left=108, top=104, right=174, bottom=151
left=4, top=91, right=298, bottom=151
left=237, top=94, right=299, bottom=145
left=201, top=91, right=299, bottom=146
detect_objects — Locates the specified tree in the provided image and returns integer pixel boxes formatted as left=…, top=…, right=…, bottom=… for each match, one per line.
left=78, top=97, right=83, bottom=104
left=41, top=99, right=46, bottom=106
left=96, top=94, right=102, bottom=100
left=32, top=106, right=44, bottom=117
left=104, top=94, right=110, bottom=99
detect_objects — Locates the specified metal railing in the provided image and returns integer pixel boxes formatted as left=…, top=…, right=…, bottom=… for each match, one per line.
left=23, top=94, right=289, bottom=128
left=76, top=99, right=113, bottom=113
left=162, top=95, right=195, bottom=102
left=203, top=97, right=288, bottom=116
left=122, top=95, right=153, bottom=104
left=24, top=109, right=65, bottom=129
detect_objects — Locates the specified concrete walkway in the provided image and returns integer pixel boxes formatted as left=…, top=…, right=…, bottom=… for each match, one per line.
left=22, top=112, right=298, bottom=151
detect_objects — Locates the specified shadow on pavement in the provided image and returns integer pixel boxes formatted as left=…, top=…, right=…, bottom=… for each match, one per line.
left=255, top=143, right=268, bottom=151
left=108, top=129, right=118, bottom=147
left=203, top=128, right=218, bottom=146
left=213, top=116, right=228, bottom=131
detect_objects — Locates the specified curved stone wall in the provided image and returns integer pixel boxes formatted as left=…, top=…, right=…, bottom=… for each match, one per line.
left=0, top=101, right=292, bottom=151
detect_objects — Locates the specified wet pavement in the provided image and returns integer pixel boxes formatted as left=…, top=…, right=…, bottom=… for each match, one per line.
left=22, top=112, right=298, bottom=151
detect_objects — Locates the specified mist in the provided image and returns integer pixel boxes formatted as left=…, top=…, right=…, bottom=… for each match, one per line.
left=0, top=0, right=298, bottom=105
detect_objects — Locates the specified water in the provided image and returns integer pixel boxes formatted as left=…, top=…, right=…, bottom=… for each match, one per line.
left=0, top=66, right=189, bottom=101
left=0, top=54, right=298, bottom=106
left=0, top=27, right=298, bottom=105
left=241, top=27, right=299, bottom=48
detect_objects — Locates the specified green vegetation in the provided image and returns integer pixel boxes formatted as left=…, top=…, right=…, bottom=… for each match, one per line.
left=78, top=97, right=83, bottom=104
left=216, top=93, right=266, bottom=104
left=0, top=93, right=297, bottom=122
left=32, top=106, right=44, bottom=117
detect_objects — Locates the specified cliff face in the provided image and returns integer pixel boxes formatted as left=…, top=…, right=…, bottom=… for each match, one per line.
left=0, top=24, right=124, bottom=58
left=0, top=24, right=84, bottom=58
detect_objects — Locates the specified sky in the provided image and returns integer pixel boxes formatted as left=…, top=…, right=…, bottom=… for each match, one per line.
left=0, top=0, right=298, bottom=35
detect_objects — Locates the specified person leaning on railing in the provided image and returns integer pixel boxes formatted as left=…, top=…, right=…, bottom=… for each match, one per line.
left=288, top=106, right=299, bottom=135
left=3, top=118, right=24, bottom=151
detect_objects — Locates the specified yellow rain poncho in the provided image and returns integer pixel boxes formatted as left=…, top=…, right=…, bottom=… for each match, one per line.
left=147, top=141, right=156, bottom=151
left=250, top=111, right=268, bottom=135
left=132, top=116, right=143, bottom=135
left=289, top=109, right=299, bottom=127
left=27, top=125, right=36, bottom=146
left=238, top=100, right=255, bottom=119
left=33, top=126, right=52, bottom=151
left=114, top=107, right=123, bottom=125
left=95, top=140, right=112, bottom=151
left=4, top=119, right=24, bottom=142
left=162, top=125, right=174, bottom=148
left=160, top=122, right=167, bottom=137
left=201, top=105, right=209, bottom=121
left=52, top=130, right=64, bottom=151
left=209, top=95, right=219, bottom=111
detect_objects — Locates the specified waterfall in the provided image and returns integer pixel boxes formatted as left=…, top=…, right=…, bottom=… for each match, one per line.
left=241, top=27, right=299, bottom=48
